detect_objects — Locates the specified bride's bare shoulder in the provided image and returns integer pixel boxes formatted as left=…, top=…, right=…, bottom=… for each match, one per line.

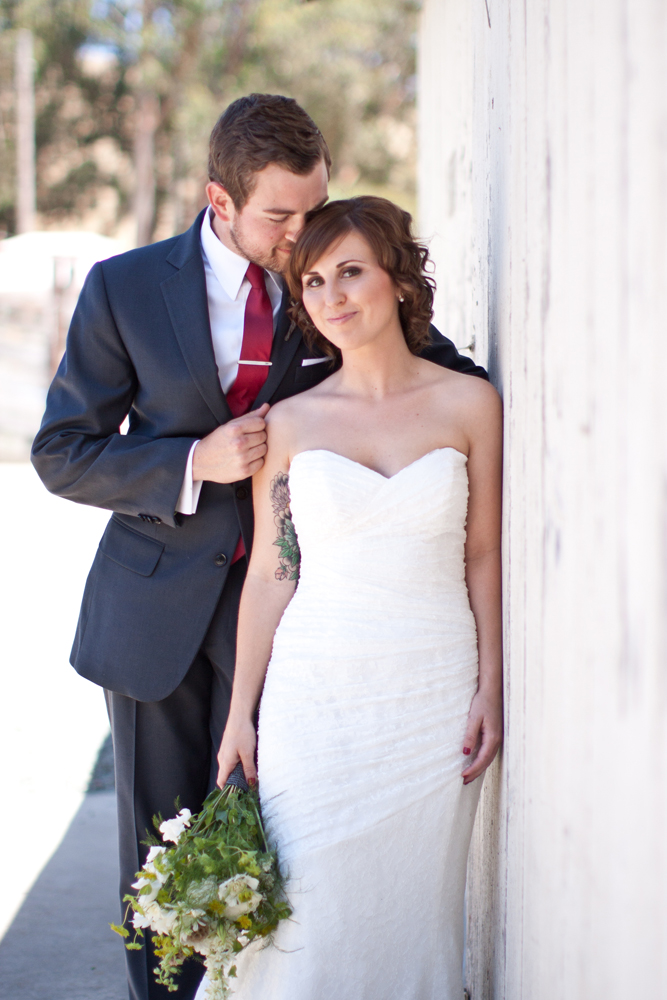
left=430, top=364, right=500, bottom=409
left=267, top=387, right=321, bottom=427
left=424, top=366, right=502, bottom=449
left=264, top=385, right=329, bottom=454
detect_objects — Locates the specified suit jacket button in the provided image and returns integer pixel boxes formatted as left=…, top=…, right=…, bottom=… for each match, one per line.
left=236, top=487, right=249, bottom=500
left=214, top=553, right=227, bottom=567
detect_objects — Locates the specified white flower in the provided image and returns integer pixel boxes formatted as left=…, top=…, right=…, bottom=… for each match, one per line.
left=132, top=901, right=178, bottom=936
left=191, top=932, right=219, bottom=957
left=132, top=875, right=161, bottom=904
left=217, top=874, right=263, bottom=919
left=146, top=845, right=167, bottom=864
left=159, top=808, right=192, bottom=843
left=132, top=847, right=169, bottom=903
left=132, top=907, right=151, bottom=931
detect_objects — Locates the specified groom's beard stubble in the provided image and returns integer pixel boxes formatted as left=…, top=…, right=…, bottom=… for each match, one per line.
left=229, top=222, right=291, bottom=275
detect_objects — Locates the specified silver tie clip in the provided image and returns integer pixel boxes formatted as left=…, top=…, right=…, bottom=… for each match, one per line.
left=237, top=360, right=272, bottom=366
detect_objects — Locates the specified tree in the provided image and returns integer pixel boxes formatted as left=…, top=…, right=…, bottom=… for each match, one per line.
left=0, top=0, right=420, bottom=242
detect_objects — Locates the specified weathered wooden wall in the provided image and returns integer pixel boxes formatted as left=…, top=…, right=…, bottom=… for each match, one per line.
left=418, top=2, right=667, bottom=997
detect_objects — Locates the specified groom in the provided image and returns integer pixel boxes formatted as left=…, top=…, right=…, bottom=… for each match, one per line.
left=31, top=93, right=487, bottom=1000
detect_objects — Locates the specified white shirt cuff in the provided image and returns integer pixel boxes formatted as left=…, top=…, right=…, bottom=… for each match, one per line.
left=176, top=440, right=203, bottom=515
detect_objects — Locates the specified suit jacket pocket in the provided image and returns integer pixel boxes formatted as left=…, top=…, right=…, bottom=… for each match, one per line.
left=100, top=516, right=165, bottom=577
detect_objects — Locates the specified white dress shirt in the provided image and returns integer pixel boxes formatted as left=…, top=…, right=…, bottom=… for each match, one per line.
left=176, top=209, right=284, bottom=514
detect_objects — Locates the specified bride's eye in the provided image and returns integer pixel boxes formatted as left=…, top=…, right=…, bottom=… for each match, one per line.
left=304, top=275, right=323, bottom=288
left=341, top=266, right=362, bottom=278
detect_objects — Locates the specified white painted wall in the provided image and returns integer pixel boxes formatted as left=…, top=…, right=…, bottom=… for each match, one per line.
left=418, top=2, right=667, bottom=998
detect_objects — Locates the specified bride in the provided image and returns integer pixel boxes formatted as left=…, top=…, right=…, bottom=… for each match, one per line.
left=214, top=195, right=502, bottom=999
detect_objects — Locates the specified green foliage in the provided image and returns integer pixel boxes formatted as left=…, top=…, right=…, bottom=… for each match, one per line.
left=0, top=0, right=418, bottom=237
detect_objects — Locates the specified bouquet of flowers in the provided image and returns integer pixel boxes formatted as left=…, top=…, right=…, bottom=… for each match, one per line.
left=112, top=766, right=291, bottom=1000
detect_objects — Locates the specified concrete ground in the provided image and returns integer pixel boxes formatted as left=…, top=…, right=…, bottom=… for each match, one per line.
left=0, top=464, right=127, bottom=997
left=0, top=790, right=126, bottom=1000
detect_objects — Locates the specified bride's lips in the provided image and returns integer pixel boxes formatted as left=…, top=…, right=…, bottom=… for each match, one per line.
left=326, top=311, right=358, bottom=325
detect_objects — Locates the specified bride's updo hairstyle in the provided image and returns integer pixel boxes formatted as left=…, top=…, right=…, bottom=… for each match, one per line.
left=287, top=195, right=435, bottom=362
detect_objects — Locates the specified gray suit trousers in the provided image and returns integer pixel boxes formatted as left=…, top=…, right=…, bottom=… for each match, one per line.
left=105, top=558, right=245, bottom=1000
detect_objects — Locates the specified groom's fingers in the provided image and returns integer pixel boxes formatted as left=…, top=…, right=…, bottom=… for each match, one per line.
left=232, top=403, right=270, bottom=428
left=240, top=431, right=269, bottom=449
left=193, top=405, right=270, bottom=483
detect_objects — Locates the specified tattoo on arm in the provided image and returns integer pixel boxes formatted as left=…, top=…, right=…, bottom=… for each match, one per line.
left=270, top=472, right=300, bottom=582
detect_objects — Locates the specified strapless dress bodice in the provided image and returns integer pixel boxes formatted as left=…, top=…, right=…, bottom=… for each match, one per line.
left=283, top=446, right=475, bottom=634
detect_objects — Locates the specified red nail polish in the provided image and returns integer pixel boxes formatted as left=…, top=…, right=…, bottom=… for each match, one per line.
left=463, top=747, right=471, bottom=755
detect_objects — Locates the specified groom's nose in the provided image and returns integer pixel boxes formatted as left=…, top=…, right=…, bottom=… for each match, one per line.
left=285, top=212, right=310, bottom=243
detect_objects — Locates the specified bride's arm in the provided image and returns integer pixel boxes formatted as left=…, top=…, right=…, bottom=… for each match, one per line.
left=216, top=407, right=299, bottom=787
left=460, top=382, right=504, bottom=785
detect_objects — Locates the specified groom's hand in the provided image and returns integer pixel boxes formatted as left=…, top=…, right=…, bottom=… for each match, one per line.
left=193, top=403, right=270, bottom=483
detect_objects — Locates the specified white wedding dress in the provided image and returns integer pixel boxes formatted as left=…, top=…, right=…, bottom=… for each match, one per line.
left=204, top=447, right=482, bottom=1000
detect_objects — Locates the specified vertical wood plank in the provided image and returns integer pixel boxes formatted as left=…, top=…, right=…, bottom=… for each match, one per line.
left=419, top=1, right=667, bottom=996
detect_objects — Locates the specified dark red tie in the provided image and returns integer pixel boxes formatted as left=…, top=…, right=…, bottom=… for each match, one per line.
left=226, top=262, right=274, bottom=562
left=226, top=262, right=273, bottom=418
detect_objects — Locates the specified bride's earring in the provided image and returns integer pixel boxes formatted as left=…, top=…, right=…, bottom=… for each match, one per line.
left=398, top=294, right=405, bottom=302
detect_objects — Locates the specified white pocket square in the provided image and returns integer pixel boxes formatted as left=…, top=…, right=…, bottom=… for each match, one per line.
left=301, top=357, right=329, bottom=367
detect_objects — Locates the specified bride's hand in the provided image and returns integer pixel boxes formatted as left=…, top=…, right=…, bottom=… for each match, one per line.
left=461, top=689, right=503, bottom=785
left=216, top=716, right=258, bottom=789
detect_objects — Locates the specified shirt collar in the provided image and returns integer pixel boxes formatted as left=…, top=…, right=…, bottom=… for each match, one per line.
left=200, top=207, right=283, bottom=301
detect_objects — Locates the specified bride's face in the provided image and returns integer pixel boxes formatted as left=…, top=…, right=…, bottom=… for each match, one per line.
left=301, top=230, right=402, bottom=352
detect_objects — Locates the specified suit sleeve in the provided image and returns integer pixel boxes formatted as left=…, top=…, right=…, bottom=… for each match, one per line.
left=420, top=324, right=489, bottom=380
left=31, top=262, right=195, bottom=528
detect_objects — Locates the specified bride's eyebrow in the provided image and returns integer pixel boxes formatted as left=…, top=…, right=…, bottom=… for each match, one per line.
left=303, top=258, right=366, bottom=277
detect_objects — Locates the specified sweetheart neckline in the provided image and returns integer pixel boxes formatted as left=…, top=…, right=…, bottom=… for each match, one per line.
left=289, top=446, right=467, bottom=482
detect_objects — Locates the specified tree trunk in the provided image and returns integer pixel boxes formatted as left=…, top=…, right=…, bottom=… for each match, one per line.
left=15, top=28, right=36, bottom=234
left=133, top=86, right=159, bottom=246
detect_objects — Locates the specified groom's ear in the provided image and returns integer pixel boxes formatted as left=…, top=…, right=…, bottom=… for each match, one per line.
left=206, top=181, right=235, bottom=223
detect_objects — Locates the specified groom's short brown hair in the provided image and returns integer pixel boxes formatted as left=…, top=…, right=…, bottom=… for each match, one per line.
left=208, top=94, right=331, bottom=210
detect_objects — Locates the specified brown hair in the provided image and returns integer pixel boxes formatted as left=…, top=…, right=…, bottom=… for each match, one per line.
left=208, top=94, right=331, bottom=210
left=287, top=196, right=435, bottom=362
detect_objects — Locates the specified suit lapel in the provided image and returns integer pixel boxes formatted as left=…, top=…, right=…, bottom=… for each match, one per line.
left=163, top=215, right=302, bottom=421
left=162, top=213, right=232, bottom=425
left=252, top=285, right=302, bottom=409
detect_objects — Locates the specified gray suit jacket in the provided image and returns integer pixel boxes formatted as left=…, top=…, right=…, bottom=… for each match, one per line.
left=32, top=209, right=488, bottom=702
